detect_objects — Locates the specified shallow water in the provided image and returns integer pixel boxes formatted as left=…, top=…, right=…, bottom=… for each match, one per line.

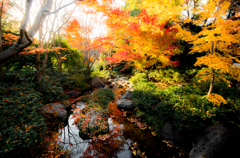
left=59, top=102, right=134, bottom=158
left=58, top=89, right=189, bottom=158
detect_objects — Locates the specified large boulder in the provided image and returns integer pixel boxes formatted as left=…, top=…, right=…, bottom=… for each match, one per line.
left=161, top=122, right=190, bottom=149
left=91, top=76, right=105, bottom=88
left=116, top=99, right=135, bottom=110
left=189, top=123, right=229, bottom=158
left=78, top=109, right=109, bottom=140
left=43, top=103, right=68, bottom=122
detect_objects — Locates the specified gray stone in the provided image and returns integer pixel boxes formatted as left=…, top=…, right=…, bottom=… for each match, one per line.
left=116, top=99, right=135, bottom=109
left=91, top=76, right=105, bottom=88
left=120, top=91, right=133, bottom=99
left=189, top=123, right=229, bottom=158
left=43, top=103, right=68, bottom=121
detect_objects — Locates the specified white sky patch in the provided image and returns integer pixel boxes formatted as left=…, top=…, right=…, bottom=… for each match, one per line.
left=10, top=0, right=125, bottom=41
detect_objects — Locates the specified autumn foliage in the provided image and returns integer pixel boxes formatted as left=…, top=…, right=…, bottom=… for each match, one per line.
left=100, top=0, right=184, bottom=69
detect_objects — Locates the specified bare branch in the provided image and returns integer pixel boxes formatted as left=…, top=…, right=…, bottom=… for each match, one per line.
left=46, top=0, right=82, bottom=16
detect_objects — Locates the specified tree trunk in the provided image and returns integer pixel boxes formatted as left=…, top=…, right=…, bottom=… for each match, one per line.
left=35, top=50, right=49, bottom=91
left=208, top=68, right=215, bottom=97
left=208, top=41, right=215, bottom=96
left=35, top=52, right=41, bottom=90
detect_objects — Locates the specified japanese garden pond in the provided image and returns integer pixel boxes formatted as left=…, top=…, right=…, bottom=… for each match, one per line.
left=58, top=88, right=189, bottom=158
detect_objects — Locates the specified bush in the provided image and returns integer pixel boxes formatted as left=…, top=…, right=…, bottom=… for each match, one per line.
left=90, top=88, right=114, bottom=109
left=132, top=81, right=240, bottom=138
left=148, top=68, right=185, bottom=85
left=129, top=72, right=148, bottom=86
left=134, top=82, right=157, bottom=92
left=91, top=53, right=109, bottom=78
left=0, top=82, right=48, bottom=157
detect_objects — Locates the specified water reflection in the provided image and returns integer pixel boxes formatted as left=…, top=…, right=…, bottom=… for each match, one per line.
left=58, top=102, right=89, bottom=157
left=59, top=89, right=189, bottom=158
left=58, top=102, right=133, bottom=158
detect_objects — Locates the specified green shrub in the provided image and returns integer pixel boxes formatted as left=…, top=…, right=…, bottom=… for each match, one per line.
left=129, top=72, right=148, bottom=86
left=0, top=83, right=47, bottom=157
left=134, top=82, right=157, bottom=92
left=41, top=75, right=67, bottom=104
left=132, top=90, right=161, bottom=115
left=90, top=88, right=114, bottom=109
left=132, top=81, right=240, bottom=137
left=91, top=53, right=109, bottom=78
left=148, top=68, right=185, bottom=85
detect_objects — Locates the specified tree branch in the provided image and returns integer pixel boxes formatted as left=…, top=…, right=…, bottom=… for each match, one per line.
left=46, top=0, right=82, bottom=16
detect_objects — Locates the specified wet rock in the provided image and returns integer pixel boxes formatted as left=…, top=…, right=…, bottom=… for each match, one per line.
left=91, top=76, right=105, bottom=88
left=189, top=123, right=229, bottom=158
left=116, top=99, right=135, bottom=110
left=43, top=103, right=68, bottom=122
left=120, top=91, right=133, bottom=100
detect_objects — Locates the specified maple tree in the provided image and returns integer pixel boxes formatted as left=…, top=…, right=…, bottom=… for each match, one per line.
left=94, top=0, right=184, bottom=70
left=175, top=0, right=240, bottom=97
left=63, top=14, right=104, bottom=75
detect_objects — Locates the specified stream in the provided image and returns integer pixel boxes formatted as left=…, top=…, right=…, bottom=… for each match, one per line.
left=58, top=88, right=189, bottom=158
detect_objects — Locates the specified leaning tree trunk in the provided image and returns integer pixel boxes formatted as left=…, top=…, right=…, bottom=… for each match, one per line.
left=0, top=0, right=80, bottom=63
left=207, top=41, right=215, bottom=97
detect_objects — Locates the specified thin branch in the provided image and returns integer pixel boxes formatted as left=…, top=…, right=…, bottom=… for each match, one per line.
left=46, top=0, right=82, bottom=16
